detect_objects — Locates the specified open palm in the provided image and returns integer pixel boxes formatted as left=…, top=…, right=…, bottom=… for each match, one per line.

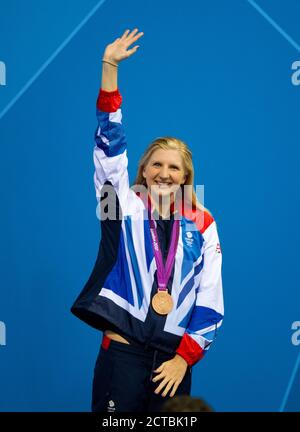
left=103, top=28, right=144, bottom=65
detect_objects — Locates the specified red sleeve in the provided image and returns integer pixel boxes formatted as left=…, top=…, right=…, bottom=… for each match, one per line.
left=96, top=88, right=123, bottom=112
left=176, top=333, right=205, bottom=367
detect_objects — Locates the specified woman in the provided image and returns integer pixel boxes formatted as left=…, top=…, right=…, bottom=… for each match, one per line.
left=71, top=28, right=224, bottom=412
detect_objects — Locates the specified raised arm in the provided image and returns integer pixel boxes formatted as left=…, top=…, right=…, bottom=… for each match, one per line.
left=101, top=28, right=143, bottom=92
left=93, top=29, right=144, bottom=212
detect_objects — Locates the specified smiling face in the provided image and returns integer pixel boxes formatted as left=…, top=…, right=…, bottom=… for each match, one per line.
left=142, top=148, right=187, bottom=200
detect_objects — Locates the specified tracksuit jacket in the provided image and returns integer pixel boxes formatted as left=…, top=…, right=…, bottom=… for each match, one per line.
left=71, top=87, right=224, bottom=367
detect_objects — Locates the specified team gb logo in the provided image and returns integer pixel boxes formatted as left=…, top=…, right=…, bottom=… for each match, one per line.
left=185, top=231, right=194, bottom=247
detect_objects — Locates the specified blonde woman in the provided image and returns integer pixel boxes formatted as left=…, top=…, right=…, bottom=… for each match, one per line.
left=71, top=28, right=224, bottom=412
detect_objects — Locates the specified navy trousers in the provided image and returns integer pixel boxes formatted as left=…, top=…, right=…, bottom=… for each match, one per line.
left=91, top=336, right=192, bottom=412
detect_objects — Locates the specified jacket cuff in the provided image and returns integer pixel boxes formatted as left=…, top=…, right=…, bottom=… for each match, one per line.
left=176, top=333, right=205, bottom=367
left=97, top=88, right=123, bottom=112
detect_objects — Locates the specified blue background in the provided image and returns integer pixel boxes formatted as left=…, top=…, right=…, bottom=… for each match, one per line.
left=0, top=0, right=299, bottom=411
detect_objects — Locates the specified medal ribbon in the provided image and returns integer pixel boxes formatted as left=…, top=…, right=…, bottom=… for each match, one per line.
left=148, top=205, right=180, bottom=291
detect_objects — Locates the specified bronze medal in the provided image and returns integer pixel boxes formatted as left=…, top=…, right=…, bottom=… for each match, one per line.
left=152, top=290, right=173, bottom=315
left=147, top=199, right=180, bottom=316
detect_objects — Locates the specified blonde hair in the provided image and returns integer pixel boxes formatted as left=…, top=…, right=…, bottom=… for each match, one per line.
left=132, top=136, right=211, bottom=215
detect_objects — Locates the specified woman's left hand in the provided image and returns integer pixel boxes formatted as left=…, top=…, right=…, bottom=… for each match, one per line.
left=152, top=354, right=189, bottom=397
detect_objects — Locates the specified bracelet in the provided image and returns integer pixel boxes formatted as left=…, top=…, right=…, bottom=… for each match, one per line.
left=102, top=59, right=118, bottom=67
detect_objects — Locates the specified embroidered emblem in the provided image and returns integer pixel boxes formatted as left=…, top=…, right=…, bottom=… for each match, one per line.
left=185, top=231, right=194, bottom=247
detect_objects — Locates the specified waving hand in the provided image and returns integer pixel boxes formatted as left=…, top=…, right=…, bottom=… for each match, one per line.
left=103, top=28, right=144, bottom=65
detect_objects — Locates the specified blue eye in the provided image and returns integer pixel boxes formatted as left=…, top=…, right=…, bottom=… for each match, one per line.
left=152, top=162, right=180, bottom=170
